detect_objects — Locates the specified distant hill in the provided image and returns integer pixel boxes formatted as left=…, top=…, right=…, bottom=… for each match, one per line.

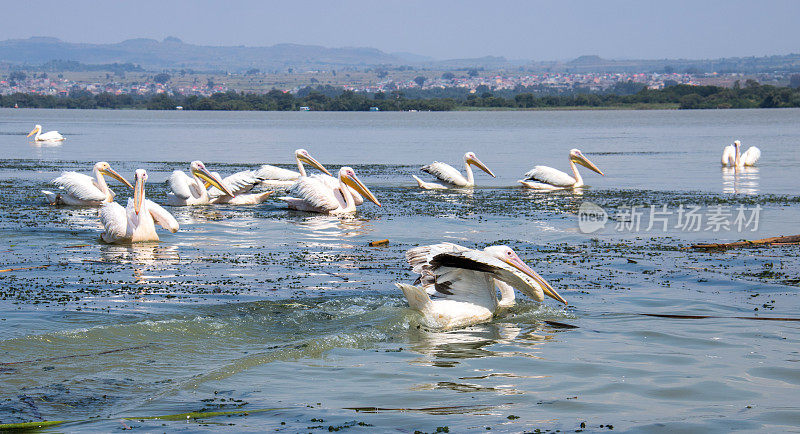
left=534, top=54, right=800, bottom=74
left=0, top=36, right=405, bottom=71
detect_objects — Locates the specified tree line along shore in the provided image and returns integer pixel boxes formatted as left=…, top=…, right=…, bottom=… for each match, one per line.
left=2, top=82, right=799, bottom=111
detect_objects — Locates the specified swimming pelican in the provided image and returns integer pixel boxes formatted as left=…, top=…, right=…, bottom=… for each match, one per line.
left=413, top=152, right=496, bottom=189
left=253, top=149, right=331, bottom=188
left=518, top=148, right=604, bottom=189
left=398, top=243, right=566, bottom=330
left=279, top=167, right=380, bottom=214
left=27, top=124, right=65, bottom=141
left=100, top=169, right=179, bottom=243
left=721, top=140, right=760, bottom=167
left=41, top=162, right=133, bottom=205
left=166, top=161, right=235, bottom=206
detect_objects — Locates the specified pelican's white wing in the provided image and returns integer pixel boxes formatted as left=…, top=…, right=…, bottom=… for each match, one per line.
left=99, top=202, right=129, bottom=243
left=721, top=145, right=736, bottom=166
left=427, top=250, right=541, bottom=302
left=427, top=267, right=498, bottom=310
left=39, top=131, right=64, bottom=140
left=522, top=166, right=576, bottom=187
left=208, top=170, right=261, bottom=197
left=146, top=200, right=179, bottom=233
left=52, top=172, right=107, bottom=202
left=167, top=171, right=194, bottom=200
left=253, top=165, right=300, bottom=181
left=421, top=162, right=467, bottom=185
left=281, top=177, right=341, bottom=212
left=741, top=146, right=761, bottom=166
left=406, top=243, right=470, bottom=278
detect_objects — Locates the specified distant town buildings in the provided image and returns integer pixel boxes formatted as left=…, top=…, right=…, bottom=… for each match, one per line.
left=0, top=69, right=789, bottom=98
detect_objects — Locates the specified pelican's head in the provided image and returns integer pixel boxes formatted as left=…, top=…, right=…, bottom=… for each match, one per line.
left=483, top=245, right=567, bottom=305
left=339, top=166, right=381, bottom=207
left=464, top=152, right=496, bottom=178
left=94, top=162, right=134, bottom=189
left=295, top=149, right=332, bottom=176
left=734, top=140, right=741, bottom=149
left=133, top=169, right=148, bottom=215
left=27, top=125, right=42, bottom=137
left=569, top=149, right=604, bottom=176
left=190, top=160, right=234, bottom=197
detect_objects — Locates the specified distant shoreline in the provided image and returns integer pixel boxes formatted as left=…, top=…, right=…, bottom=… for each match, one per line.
left=2, top=83, right=798, bottom=111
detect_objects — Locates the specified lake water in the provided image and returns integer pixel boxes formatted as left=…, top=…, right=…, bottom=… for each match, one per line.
left=1, top=108, right=799, bottom=432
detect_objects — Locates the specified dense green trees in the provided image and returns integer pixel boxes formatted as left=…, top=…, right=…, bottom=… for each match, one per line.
left=2, top=82, right=799, bottom=111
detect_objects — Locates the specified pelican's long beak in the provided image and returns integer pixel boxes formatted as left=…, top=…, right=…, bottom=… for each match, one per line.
left=299, top=154, right=332, bottom=176
left=134, top=174, right=145, bottom=215
left=467, top=155, right=496, bottom=178
left=505, top=256, right=567, bottom=305
left=342, top=173, right=381, bottom=207
left=100, top=167, right=134, bottom=189
left=27, top=127, right=39, bottom=138
left=573, top=153, right=604, bottom=176
left=193, top=166, right=234, bottom=197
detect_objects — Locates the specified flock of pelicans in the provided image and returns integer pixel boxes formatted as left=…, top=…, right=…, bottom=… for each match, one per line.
left=33, top=123, right=761, bottom=329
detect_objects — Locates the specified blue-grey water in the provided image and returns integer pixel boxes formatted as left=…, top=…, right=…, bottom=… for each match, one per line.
left=1, top=108, right=799, bottom=432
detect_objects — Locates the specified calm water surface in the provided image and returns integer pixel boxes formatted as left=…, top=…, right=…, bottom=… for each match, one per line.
left=0, top=108, right=799, bottom=432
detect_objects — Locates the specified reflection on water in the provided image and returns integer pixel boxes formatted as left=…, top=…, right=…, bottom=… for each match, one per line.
left=722, top=166, right=760, bottom=194
left=407, top=323, right=551, bottom=396
left=28, top=139, right=63, bottom=147
left=295, top=215, right=374, bottom=240
left=407, top=322, right=548, bottom=362
left=99, top=243, right=180, bottom=283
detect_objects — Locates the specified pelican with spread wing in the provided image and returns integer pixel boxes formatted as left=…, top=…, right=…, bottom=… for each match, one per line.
left=398, top=243, right=566, bottom=330
left=41, top=162, right=133, bottom=205
left=27, top=124, right=65, bottom=142
left=413, top=152, right=495, bottom=189
left=721, top=140, right=760, bottom=167
left=518, top=148, right=604, bottom=189
left=253, top=149, right=332, bottom=188
left=100, top=169, right=179, bottom=243
left=279, top=166, right=380, bottom=215
left=166, top=161, right=235, bottom=206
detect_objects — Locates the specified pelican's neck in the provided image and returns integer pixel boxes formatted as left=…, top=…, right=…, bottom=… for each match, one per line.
left=296, top=155, right=307, bottom=177
left=496, top=280, right=516, bottom=308
left=570, top=159, right=583, bottom=187
left=93, top=166, right=109, bottom=193
left=34, top=128, right=41, bottom=140
left=734, top=144, right=741, bottom=168
left=338, top=175, right=356, bottom=212
left=464, top=158, right=475, bottom=185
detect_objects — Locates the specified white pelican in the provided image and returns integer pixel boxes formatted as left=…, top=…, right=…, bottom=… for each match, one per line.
left=166, top=161, right=235, bottom=206
left=27, top=124, right=65, bottom=141
left=413, top=152, right=496, bottom=189
left=279, top=167, right=380, bottom=214
left=41, top=162, right=133, bottom=206
left=518, top=148, right=604, bottom=190
left=253, top=149, right=331, bottom=188
left=100, top=169, right=179, bottom=244
left=721, top=140, right=760, bottom=167
left=398, top=243, right=566, bottom=330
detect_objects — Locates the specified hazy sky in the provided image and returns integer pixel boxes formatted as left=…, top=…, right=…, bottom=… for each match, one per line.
left=3, top=0, right=799, bottom=60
